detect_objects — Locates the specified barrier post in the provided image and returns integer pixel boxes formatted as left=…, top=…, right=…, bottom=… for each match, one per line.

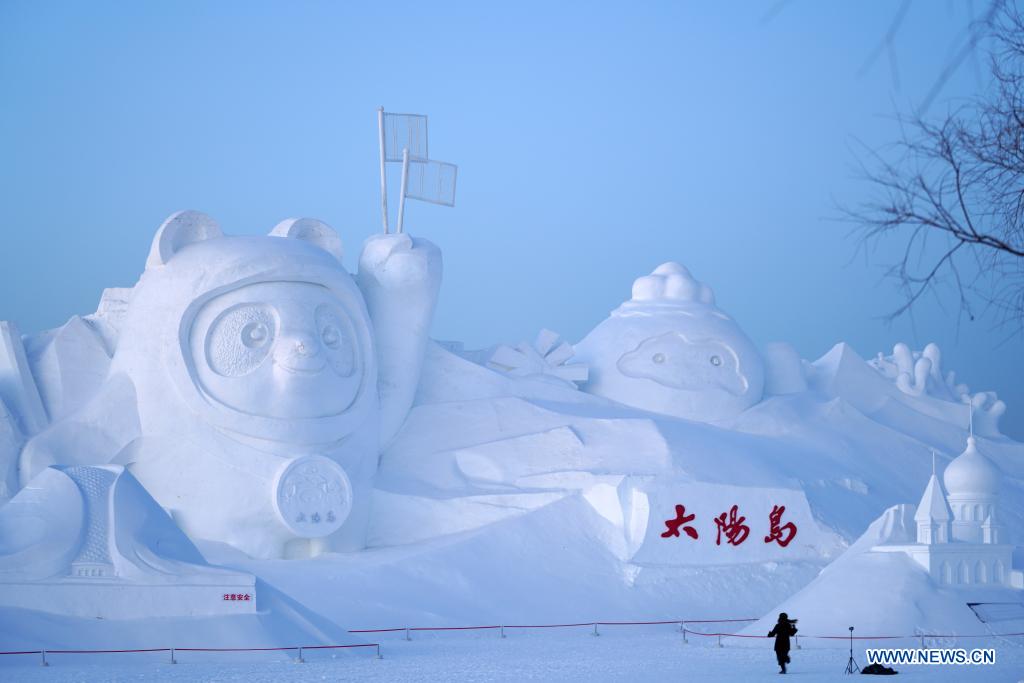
left=592, top=623, right=600, bottom=637
left=296, top=646, right=305, bottom=664
left=795, top=634, right=801, bottom=650
left=40, top=649, right=48, bottom=667
left=376, top=644, right=383, bottom=660
left=920, top=635, right=925, bottom=648
left=717, top=635, right=723, bottom=648
left=500, top=625, right=506, bottom=639
left=170, top=647, right=177, bottom=664
left=677, top=620, right=685, bottom=633
left=682, top=627, right=688, bottom=644
left=405, top=627, right=411, bottom=642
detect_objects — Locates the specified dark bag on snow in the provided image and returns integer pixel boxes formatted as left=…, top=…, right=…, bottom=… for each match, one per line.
left=861, top=662, right=898, bottom=675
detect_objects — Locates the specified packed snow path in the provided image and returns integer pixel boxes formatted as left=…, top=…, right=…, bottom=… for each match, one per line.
left=3, top=629, right=1022, bottom=682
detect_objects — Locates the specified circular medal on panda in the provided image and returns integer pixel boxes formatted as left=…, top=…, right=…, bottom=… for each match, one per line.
left=273, top=455, right=352, bottom=537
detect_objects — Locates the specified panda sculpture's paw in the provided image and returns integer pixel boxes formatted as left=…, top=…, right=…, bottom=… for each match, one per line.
left=357, top=233, right=442, bottom=293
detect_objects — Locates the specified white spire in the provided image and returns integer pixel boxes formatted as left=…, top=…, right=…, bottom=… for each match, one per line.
left=914, top=470, right=952, bottom=523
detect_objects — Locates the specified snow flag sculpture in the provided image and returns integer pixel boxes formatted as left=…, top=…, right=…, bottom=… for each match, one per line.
left=377, top=108, right=458, bottom=234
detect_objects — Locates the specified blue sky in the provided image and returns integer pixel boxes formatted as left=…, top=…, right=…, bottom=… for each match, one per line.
left=1, top=1, right=1020, bottom=438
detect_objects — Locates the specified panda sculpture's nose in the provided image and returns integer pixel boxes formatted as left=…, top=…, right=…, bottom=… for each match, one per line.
left=291, top=333, right=317, bottom=356
left=274, top=332, right=327, bottom=374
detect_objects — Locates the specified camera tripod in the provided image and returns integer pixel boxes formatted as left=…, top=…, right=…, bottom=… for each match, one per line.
left=844, top=626, right=860, bottom=674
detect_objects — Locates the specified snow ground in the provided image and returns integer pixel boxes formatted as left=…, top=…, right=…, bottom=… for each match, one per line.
left=3, top=628, right=1022, bottom=682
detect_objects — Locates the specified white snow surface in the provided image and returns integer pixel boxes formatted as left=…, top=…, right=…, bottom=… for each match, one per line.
left=2, top=629, right=1023, bottom=682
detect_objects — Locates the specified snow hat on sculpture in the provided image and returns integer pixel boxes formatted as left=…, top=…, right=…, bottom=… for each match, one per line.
left=574, top=263, right=765, bottom=422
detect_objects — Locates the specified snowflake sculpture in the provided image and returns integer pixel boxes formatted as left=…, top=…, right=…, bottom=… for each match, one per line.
left=486, top=329, right=589, bottom=387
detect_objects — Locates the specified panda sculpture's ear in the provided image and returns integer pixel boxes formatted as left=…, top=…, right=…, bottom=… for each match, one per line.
left=146, top=211, right=223, bottom=268
left=269, top=218, right=344, bottom=262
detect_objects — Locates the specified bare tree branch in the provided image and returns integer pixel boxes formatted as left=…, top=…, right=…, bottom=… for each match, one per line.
left=858, top=0, right=912, bottom=92
left=841, top=3, right=1024, bottom=334
left=919, top=0, right=1005, bottom=114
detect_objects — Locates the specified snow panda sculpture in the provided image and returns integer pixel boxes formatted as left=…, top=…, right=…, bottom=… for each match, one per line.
left=574, top=262, right=764, bottom=422
left=14, top=211, right=441, bottom=559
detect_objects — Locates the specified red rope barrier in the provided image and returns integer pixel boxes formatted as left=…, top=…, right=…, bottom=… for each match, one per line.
left=173, top=651, right=296, bottom=655
left=3, top=618, right=1021, bottom=659
left=597, top=620, right=681, bottom=626
left=503, top=622, right=596, bottom=629
left=685, top=631, right=1024, bottom=641
left=802, top=635, right=908, bottom=641
left=48, top=648, right=170, bottom=654
left=907, top=632, right=1024, bottom=639
left=684, top=619, right=759, bottom=624
left=410, top=625, right=501, bottom=632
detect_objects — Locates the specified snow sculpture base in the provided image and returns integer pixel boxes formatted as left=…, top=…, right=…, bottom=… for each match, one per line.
left=373, top=342, right=842, bottom=570
left=872, top=542, right=1016, bottom=588
left=0, top=579, right=257, bottom=620
left=0, top=465, right=256, bottom=619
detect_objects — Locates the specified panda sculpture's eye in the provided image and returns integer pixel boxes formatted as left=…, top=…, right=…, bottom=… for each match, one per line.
left=315, top=305, right=355, bottom=377
left=206, top=304, right=276, bottom=377
left=710, top=355, right=722, bottom=367
left=652, top=353, right=666, bottom=364
left=242, top=321, right=269, bottom=347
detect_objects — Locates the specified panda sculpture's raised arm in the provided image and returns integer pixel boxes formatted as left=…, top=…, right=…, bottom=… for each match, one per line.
left=10, top=210, right=442, bottom=559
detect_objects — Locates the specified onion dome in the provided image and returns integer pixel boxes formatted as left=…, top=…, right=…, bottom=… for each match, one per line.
left=943, top=436, right=999, bottom=497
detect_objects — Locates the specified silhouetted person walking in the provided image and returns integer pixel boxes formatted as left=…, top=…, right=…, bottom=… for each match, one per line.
left=767, top=612, right=798, bottom=674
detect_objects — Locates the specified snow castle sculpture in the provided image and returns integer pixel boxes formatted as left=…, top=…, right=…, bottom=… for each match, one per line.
left=875, top=436, right=1015, bottom=587
left=574, top=262, right=765, bottom=422
left=2, top=211, right=442, bottom=559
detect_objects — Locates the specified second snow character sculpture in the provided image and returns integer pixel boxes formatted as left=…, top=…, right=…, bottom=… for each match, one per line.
left=18, top=211, right=441, bottom=559
left=574, top=262, right=764, bottom=422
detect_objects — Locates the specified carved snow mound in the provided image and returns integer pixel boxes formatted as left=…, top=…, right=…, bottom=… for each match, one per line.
left=870, top=342, right=1006, bottom=431
left=812, top=342, right=1006, bottom=436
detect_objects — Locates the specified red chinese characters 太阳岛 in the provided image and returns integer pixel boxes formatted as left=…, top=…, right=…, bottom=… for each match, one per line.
left=713, top=504, right=750, bottom=546
left=764, top=504, right=797, bottom=547
left=661, top=504, right=699, bottom=540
